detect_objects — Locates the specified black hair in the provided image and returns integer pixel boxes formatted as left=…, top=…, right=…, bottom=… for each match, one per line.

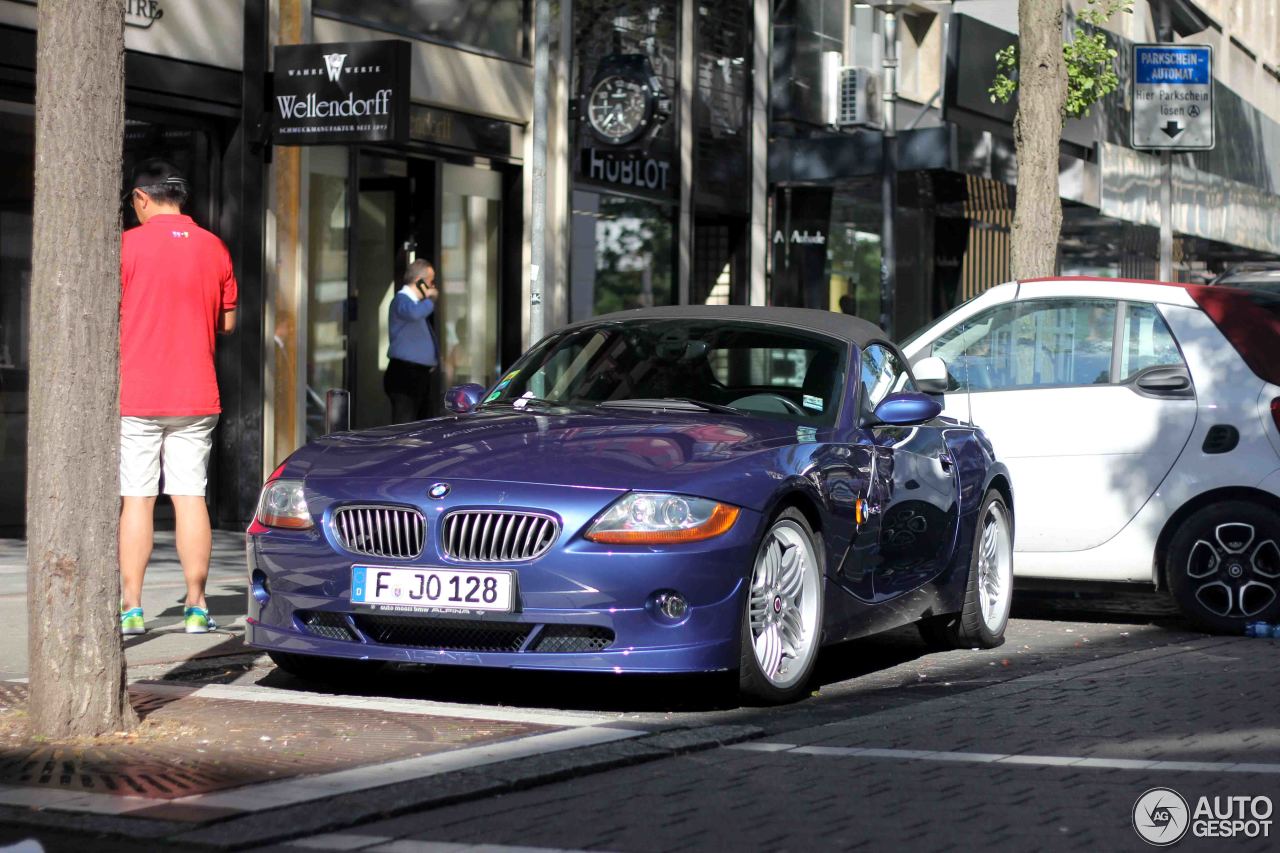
left=130, top=158, right=189, bottom=208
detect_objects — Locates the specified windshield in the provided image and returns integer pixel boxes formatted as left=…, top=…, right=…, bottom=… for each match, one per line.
left=481, top=319, right=847, bottom=426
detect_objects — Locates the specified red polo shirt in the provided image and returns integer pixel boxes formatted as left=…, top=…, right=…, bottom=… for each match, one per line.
left=120, top=214, right=238, bottom=416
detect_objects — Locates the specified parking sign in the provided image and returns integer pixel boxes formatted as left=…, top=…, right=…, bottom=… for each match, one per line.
left=1131, top=44, right=1214, bottom=150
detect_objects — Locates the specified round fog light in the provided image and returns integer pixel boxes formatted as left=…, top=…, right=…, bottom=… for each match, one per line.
left=649, top=590, right=689, bottom=623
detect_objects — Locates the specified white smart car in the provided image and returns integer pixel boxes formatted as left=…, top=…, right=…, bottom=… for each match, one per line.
left=902, top=277, right=1280, bottom=632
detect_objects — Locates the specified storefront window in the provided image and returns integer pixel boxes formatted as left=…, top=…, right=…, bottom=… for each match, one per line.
left=828, top=192, right=882, bottom=321
left=438, top=164, right=502, bottom=390
left=1, top=104, right=222, bottom=526
left=570, top=191, right=675, bottom=319
left=0, top=101, right=32, bottom=534
left=305, top=148, right=350, bottom=441
left=314, top=0, right=527, bottom=61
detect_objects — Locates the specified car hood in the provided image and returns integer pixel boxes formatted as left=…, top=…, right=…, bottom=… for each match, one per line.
left=292, top=408, right=823, bottom=502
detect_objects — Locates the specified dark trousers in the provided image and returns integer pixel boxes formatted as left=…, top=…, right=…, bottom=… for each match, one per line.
left=384, top=358, right=435, bottom=424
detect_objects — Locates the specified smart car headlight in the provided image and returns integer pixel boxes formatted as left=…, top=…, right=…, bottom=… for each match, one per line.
left=585, top=492, right=739, bottom=544
left=255, top=479, right=313, bottom=530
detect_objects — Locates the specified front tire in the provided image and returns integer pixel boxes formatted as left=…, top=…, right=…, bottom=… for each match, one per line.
left=738, top=509, right=825, bottom=704
left=1166, top=501, right=1280, bottom=634
left=919, top=490, right=1013, bottom=650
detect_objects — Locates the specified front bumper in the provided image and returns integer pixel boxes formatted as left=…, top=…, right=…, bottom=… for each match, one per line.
left=245, top=489, right=761, bottom=675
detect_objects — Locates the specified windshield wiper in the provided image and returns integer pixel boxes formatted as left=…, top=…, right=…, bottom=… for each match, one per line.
left=597, top=397, right=740, bottom=415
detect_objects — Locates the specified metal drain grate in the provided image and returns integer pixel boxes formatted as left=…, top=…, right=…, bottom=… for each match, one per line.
left=529, top=625, right=615, bottom=653
left=352, top=614, right=532, bottom=652
left=298, top=610, right=357, bottom=642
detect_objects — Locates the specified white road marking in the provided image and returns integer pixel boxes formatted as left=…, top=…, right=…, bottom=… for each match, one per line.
left=364, top=843, right=599, bottom=853
left=134, top=680, right=617, bottom=728
left=285, top=835, right=395, bottom=850
left=726, top=743, right=1280, bottom=773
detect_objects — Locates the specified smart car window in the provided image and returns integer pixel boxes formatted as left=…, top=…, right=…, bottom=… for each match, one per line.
left=1119, top=303, right=1185, bottom=381
left=484, top=320, right=846, bottom=426
left=1003, top=300, right=1116, bottom=388
left=929, top=305, right=1016, bottom=391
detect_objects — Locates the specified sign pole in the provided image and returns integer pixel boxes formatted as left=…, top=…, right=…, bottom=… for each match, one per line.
left=529, top=0, right=550, bottom=353
left=878, top=5, right=899, bottom=337
left=1159, top=149, right=1172, bottom=281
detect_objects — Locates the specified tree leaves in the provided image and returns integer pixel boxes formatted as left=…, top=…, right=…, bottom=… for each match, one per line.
left=989, top=0, right=1133, bottom=121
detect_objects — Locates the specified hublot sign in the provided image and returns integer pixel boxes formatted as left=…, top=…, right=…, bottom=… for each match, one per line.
left=273, top=40, right=410, bottom=145
left=582, top=148, right=671, bottom=193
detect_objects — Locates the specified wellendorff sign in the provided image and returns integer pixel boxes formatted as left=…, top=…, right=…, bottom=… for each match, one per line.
left=273, top=40, right=410, bottom=145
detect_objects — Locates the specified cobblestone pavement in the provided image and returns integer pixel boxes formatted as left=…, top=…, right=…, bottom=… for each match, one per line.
left=253, top=636, right=1280, bottom=853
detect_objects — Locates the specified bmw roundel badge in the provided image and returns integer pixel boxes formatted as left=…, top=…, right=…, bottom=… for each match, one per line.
left=427, top=483, right=450, bottom=499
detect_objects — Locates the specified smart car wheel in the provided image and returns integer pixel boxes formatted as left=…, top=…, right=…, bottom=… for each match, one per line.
left=267, top=650, right=381, bottom=684
left=1167, top=501, right=1280, bottom=634
left=739, top=508, right=824, bottom=704
left=920, top=491, right=1013, bottom=650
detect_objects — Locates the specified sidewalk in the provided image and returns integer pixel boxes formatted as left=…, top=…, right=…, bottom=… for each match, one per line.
left=0, top=530, right=250, bottom=680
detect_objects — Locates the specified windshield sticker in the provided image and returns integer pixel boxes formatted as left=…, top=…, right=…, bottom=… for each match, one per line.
left=513, top=392, right=535, bottom=410
left=500, top=369, right=520, bottom=383
left=802, top=395, right=824, bottom=412
left=495, top=379, right=511, bottom=391
left=484, top=390, right=502, bottom=403
left=796, top=426, right=817, bottom=443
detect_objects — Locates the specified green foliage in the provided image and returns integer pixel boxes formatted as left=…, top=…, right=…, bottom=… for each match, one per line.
left=989, top=0, right=1133, bottom=121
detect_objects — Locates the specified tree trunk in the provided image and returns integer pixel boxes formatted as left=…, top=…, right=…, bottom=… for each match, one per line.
left=1010, top=0, right=1067, bottom=280
left=27, top=0, right=133, bottom=737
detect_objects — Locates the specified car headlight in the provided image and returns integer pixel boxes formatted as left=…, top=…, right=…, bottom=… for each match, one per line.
left=255, top=479, right=313, bottom=529
left=585, top=492, right=739, bottom=544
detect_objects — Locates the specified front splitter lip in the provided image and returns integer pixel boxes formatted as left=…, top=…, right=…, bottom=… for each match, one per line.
left=245, top=618, right=737, bottom=674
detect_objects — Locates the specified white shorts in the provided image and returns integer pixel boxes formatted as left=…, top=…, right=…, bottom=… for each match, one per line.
left=120, top=415, right=219, bottom=497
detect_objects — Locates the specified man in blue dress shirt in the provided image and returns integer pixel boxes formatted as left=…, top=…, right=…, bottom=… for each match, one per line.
left=383, top=259, right=439, bottom=423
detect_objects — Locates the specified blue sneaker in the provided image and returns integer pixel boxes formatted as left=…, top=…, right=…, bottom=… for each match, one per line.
left=183, top=606, right=218, bottom=634
left=120, top=607, right=145, bottom=636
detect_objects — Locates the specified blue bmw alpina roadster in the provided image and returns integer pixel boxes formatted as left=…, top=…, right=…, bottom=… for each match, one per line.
left=246, top=306, right=1013, bottom=703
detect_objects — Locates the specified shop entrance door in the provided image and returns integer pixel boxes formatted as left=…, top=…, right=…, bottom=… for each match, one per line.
left=351, top=156, right=415, bottom=430
left=343, top=155, right=506, bottom=431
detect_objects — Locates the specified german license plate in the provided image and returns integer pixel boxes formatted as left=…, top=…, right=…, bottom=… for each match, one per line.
left=351, top=565, right=514, bottom=613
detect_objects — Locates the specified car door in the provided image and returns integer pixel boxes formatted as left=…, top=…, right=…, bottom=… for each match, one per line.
left=857, top=344, right=958, bottom=600
left=922, top=298, right=1197, bottom=553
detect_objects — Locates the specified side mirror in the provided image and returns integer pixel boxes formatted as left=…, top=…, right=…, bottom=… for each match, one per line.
left=913, top=356, right=949, bottom=395
left=873, top=391, right=943, bottom=427
left=444, top=383, right=488, bottom=414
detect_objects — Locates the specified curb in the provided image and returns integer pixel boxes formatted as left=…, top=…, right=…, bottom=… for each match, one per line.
left=0, top=723, right=763, bottom=851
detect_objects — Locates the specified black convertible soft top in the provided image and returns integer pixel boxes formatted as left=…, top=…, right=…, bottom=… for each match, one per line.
left=559, top=305, right=887, bottom=347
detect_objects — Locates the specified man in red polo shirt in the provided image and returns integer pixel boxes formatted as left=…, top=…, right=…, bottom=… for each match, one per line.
left=118, top=160, right=237, bottom=636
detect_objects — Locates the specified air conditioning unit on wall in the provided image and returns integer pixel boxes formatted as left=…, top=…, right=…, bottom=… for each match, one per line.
left=823, top=52, right=882, bottom=129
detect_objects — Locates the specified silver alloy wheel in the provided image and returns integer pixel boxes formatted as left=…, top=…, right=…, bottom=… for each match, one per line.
left=749, top=519, right=820, bottom=689
left=1186, top=522, right=1280, bottom=618
left=976, top=501, right=1013, bottom=633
